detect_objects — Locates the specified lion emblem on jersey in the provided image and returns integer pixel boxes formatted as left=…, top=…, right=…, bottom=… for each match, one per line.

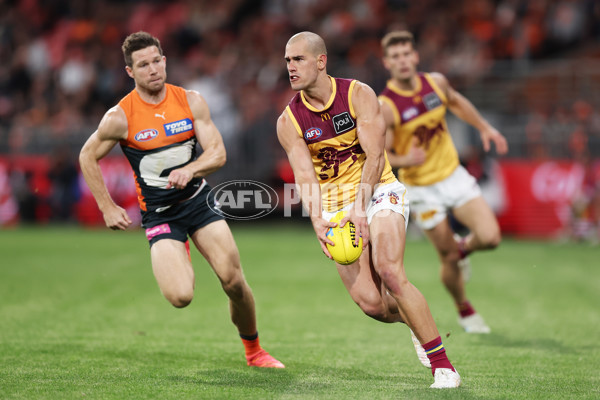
left=414, top=122, right=445, bottom=149
left=317, top=142, right=364, bottom=180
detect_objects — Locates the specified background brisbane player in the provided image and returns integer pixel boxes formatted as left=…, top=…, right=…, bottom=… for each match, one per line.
left=379, top=30, right=508, bottom=334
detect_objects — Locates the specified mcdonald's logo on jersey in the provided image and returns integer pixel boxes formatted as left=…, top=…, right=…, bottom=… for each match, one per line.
left=321, top=113, right=331, bottom=121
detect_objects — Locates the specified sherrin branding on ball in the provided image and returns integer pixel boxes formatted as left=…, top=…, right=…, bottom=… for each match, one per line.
left=325, top=211, right=363, bottom=265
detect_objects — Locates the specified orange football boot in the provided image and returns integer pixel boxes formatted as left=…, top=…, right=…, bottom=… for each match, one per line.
left=246, top=349, right=285, bottom=368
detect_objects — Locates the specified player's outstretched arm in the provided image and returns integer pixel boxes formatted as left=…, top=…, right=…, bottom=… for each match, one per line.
left=276, top=110, right=336, bottom=258
left=165, top=90, right=227, bottom=190
left=79, top=106, right=132, bottom=230
left=431, top=72, right=508, bottom=155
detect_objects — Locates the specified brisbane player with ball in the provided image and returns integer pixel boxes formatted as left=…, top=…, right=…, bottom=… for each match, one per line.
left=276, top=31, right=461, bottom=389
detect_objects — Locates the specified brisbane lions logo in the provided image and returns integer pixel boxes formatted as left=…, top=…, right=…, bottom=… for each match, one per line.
left=316, top=139, right=364, bottom=180
left=413, top=122, right=445, bottom=149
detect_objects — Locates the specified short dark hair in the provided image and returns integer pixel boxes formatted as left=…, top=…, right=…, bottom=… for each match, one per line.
left=121, top=31, right=163, bottom=68
left=381, top=31, right=415, bottom=55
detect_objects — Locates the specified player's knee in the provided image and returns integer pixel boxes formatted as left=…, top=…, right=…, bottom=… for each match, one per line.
left=221, top=273, right=247, bottom=301
left=351, top=290, right=390, bottom=322
left=490, top=230, right=502, bottom=249
left=377, top=264, right=407, bottom=296
left=479, top=229, right=501, bottom=249
left=439, top=246, right=461, bottom=265
left=166, top=291, right=194, bottom=308
left=358, top=301, right=390, bottom=322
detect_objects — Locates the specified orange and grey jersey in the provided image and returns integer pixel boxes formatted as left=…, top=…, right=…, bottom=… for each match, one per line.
left=286, top=76, right=395, bottom=212
left=379, top=72, right=459, bottom=186
left=118, top=84, right=204, bottom=212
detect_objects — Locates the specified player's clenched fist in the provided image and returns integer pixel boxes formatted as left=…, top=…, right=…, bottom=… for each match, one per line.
left=103, top=205, right=132, bottom=230
left=167, top=168, right=193, bottom=189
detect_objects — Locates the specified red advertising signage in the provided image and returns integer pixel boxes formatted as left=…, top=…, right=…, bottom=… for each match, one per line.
left=496, top=160, right=597, bottom=238
left=75, top=158, right=140, bottom=226
left=0, top=156, right=139, bottom=226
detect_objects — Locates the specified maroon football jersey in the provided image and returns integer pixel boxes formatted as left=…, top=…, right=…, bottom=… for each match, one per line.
left=286, top=76, right=395, bottom=211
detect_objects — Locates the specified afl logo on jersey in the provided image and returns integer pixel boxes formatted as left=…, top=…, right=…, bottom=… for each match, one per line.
left=402, top=107, right=419, bottom=121
left=134, top=129, right=159, bottom=142
left=304, top=127, right=322, bottom=141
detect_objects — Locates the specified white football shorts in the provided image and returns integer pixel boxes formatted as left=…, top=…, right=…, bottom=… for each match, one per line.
left=322, top=180, right=409, bottom=230
left=405, top=165, right=481, bottom=230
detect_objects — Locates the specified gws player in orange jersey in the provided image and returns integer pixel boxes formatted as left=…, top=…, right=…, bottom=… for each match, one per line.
left=79, top=32, right=283, bottom=369
left=277, top=31, right=460, bottom=389
left=379, top=31, right=509, bottom=334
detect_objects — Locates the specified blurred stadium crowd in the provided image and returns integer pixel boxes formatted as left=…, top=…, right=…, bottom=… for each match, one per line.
left=1, top=0, right=599, bottom=238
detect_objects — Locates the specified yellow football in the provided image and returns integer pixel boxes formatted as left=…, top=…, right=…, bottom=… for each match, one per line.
left=325, top=211, right=363, bottom=265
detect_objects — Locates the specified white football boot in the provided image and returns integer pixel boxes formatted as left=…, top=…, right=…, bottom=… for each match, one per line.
left=458, top=313, right=491, bottom=334
left=430, top=368, right=461, bottom=389
left=409, top=329, right=431, bottom=368
left=454, top=234, right=471, bottom=283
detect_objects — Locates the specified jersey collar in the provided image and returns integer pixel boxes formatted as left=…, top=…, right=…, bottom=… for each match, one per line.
left=300, top=76, right=336, bottom=112
left=387, top=75, right=422, bottom=97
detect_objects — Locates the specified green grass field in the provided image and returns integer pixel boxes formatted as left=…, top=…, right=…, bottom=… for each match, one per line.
left=1, top=223, right=598, bottom=399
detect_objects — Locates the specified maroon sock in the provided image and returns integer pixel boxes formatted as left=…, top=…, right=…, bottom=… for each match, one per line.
left=423, top=336, right=455, bottom=375
left=457, top=237, right=471, bottom=259
left=458, top=300, right=476, bottom=318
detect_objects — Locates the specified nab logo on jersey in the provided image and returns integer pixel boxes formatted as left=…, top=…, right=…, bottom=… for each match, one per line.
left=164, top=118, right=193, bottom=136
left=134, top=129, right=159, bottom=142
left=304, top=127, right=322, bottom=141
left=332, top=112, right=355, bottom=135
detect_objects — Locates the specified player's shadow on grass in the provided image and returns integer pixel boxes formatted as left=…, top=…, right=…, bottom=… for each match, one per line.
left=472, top=333, right=575, bottom=354
left=182, top=367, right=297, bottom=393
left=179, top=363, right=464, bottom=395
